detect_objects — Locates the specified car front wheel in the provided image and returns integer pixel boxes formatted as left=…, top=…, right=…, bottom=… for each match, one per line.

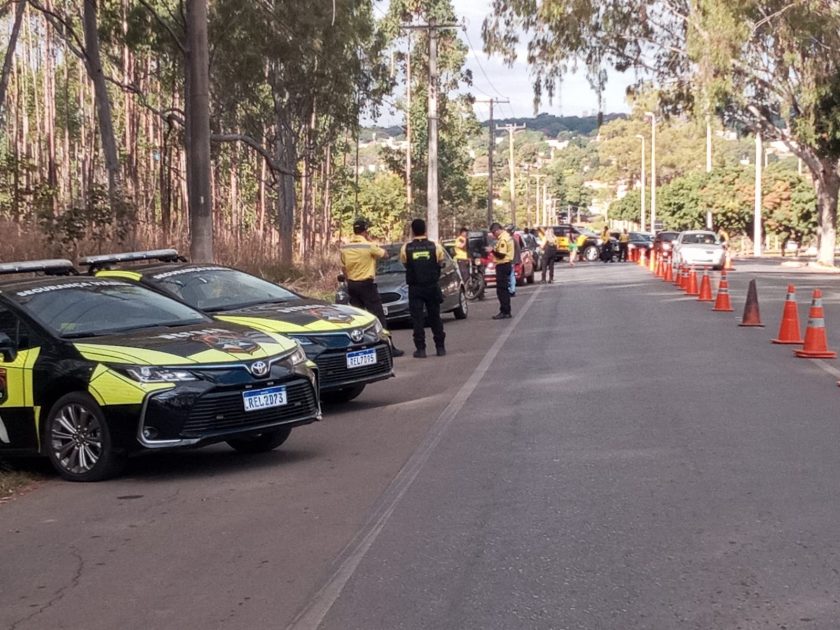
left=453, top=290, right=468, bottom=319
left=45, top=392, right=126, bottom=482
left=582, top=245, right=599, bottom=262
left=226, top=426, right=293, bottom=453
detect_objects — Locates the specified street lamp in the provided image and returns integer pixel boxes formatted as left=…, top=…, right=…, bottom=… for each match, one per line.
left=635, top=134, right=646, bottom=232
left=645, top=111, right=657, bottom=232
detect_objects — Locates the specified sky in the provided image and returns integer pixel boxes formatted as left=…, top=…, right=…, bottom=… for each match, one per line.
left=369, top=0, right=636, bottom=126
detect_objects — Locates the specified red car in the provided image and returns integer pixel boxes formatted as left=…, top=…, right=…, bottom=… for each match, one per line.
left=483, top=232, right=536, bottom=287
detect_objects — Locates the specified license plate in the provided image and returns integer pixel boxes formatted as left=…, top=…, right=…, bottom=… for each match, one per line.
left=347, top=348, right=377, bottom=369
left=243, top=386, right=287, bottom=412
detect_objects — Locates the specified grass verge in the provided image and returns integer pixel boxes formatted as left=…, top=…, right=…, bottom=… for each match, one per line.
left=0, top=460, right=43, bottom=505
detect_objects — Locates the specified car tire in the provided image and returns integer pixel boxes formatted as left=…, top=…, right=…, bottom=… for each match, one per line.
left=321, top=383, right=366, bottom=404
left=453, top=290, right=468, bottom=319
left=45, top=392, right=126, bottom=482
left=226, top=426, right=293, bottom=453
left=526, top=269, right=535, bottom=284
left=582, top=245, right=599, bottom=262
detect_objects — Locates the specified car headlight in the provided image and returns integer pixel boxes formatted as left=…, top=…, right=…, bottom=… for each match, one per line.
left=124, top=366, right=198, bottom=383
left=286, top=346, right=307, bottom=365
left=371, top=319, right=385, bottom=336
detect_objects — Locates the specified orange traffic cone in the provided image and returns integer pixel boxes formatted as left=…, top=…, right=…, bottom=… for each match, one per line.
left=674, top=263, right=683, bottom=287
left=738, top=279, right=764, bottom=327
left=663, top=261, right=673, bottom=282
left=771, top=284, right=803, bottom=345
left=678, top=265, right=690, bottom=290
left=712, top=272, right=734, bottom=312
left=686, top=267, right=699, bottom=296
left=724, top=249, right=736, bottom=271
left=795, top=289, right=836, bottom=358
left=655, top=257, right=663, bottom=278
left=697, top=269, right=713, bottom=302
left=649, top=250, right=657, bottom=273
left=638, top=250, right=646, bottom=268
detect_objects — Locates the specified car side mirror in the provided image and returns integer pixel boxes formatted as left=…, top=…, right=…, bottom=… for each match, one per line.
left=337, top=274, right=346, bottom=283
left=0, top=333, right=17, bottom=363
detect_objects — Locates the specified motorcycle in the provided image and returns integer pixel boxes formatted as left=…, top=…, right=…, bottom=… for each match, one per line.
left=464, top=257, right=486, bottom=301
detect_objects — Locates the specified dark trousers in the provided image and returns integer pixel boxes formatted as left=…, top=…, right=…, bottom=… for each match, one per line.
left=542, top=246, right=556, bottom=282
left=619, top=243, right=629, bottom=262
left=457, top=259, right=469, bottom=283
left=408, top=284, right=445, bottom=350
left=495, top=262, right=512, bottom=315
left=347, top=279, right=387, bottom=329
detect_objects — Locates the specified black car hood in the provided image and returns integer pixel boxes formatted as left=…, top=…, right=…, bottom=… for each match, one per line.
left=214, top=299, right=377, bottom=334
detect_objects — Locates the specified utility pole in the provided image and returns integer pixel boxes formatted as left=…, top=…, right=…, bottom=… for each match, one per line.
left=500, top=122, right=526, bottom=226
left=754, top=131, right=763, bottom=257
left=405, top=32, right=412, bottom=212
left=706, top=118, right=713, bottom=229
left=645, top=112, right=657, bottom=232
left=542, top=182, right=549, bottom=224
left=532, top=173, right=545, bottom=226
left=635, top=134, right=646, bottom=232
left=475, top=98, right=509, bottom=226
left=401, top=19, right=458, bottom=242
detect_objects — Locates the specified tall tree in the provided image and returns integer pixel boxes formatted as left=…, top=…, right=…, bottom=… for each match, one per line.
left=484, top=1, right=840, bottom=265
left=0, top=0, right=26, bottom=128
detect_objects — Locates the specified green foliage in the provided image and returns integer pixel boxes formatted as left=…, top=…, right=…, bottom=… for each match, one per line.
left=334, top=171, right=408, bottom=242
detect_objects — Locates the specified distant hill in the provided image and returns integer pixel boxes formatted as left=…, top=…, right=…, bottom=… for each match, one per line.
left=486, top=113, right=626, bottom=138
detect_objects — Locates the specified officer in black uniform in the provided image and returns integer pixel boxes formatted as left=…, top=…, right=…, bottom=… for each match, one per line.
left=400, top=218, right=446, bottom=358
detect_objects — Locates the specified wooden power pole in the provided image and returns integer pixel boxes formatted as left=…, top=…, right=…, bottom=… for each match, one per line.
left=475, top=98, right=508, bottom=226
left=499, top=123, right=526, bottom=226
left=401, top=19, right=457, bottom=242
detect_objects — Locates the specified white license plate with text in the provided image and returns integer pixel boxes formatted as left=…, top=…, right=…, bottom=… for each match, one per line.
left=243, top=386, right=288, bottom=412
left=347, top=348, right=377, bottom=369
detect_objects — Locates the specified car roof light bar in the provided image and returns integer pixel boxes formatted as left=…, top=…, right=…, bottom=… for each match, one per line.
left=79, top=249, right=185, bottom=269
left=0, top=259, right=78, bottom=276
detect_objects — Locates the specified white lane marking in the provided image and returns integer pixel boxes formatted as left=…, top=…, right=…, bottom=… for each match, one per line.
left=812, top=358, right=840, bottom=380
left=285, top=287, right=544, bottom=630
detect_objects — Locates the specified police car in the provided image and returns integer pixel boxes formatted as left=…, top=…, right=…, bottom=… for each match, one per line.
left=80, top=250, right=394, bottom=404
left=0, top=260, right=321, bottom=481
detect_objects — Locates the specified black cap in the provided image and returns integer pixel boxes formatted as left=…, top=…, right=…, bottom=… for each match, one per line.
left=489, top=222, right=502, bottom=231
left=352, top=218, right=369, bottom=233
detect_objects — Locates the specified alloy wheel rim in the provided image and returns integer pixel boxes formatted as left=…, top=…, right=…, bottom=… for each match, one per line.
left=50, top=403, right=103, bottom=474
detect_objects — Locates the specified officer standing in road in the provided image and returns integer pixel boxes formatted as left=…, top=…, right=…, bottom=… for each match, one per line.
left=454, top=226, right=470, bottom=282
left=541, top=226, right=557, bottom=283
left=400, top=218, right=446, bottom=358
left=489, top=222, right=513, bottom=320
left=340, top=218, right=405, bottom=357
left=618, top=229, right=630, bottom=262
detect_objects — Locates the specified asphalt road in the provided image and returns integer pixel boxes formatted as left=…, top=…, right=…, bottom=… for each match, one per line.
left=3, top=258, right=840, bottom=630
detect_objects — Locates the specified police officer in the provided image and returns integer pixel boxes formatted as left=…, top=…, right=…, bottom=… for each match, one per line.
left=400, top=218, right=446, bottom=358
left=489, top=222, right=513, bottom=319
left=618, top=229, right=630, bottom=262
left=541, top=226, right=557, bottom=283
left=340, top=218, right=404, bottom=357
left=454, top=226, right=469, bottom=282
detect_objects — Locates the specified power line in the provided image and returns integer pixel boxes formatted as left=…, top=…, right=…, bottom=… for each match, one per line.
left=460, top=20, right=507, bottom=100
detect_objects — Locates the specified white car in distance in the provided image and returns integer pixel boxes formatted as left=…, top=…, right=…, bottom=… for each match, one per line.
left=672, top=230, right=726, bottom=270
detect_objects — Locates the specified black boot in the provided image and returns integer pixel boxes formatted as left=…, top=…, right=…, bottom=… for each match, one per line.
left=436, top=345, right=446, bottom=357
left=413, top=348, right=427, bottom=358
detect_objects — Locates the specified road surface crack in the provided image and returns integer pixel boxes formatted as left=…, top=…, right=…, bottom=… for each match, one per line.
left=8, top=546, right=84, bottom=630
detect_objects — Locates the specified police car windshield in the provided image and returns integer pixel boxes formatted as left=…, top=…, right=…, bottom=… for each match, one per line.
left=149, top=267, right=298, bottom=312
left=10, top=280, right=209, bottom=337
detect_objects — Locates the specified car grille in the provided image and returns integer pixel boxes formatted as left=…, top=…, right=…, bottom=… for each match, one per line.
left=380, top=292, right=402, bottom=304
left=181, top=379, right=317, bottom=437
left=314, top=344, right=393, bottom=389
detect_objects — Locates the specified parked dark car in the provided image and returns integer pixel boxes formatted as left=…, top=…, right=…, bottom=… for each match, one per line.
left=653, top=231, right=681, bottom=259
left=336, top=244, right=468, bottom=325
left=611, top=231, right=653, bottom=260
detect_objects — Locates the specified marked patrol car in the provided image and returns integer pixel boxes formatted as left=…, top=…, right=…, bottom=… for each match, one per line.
left=81, top=250, right=394, bottom=404
left=0, top=260, right=320, bottom=481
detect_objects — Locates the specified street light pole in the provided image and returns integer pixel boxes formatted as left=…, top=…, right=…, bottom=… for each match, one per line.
left=645, top=112, right=657, bottom=232
left=706, top=118, right=713, bottom=229
left=754, top=131, right=763, bottom=257
left=635, top=134, right=646, bottom=232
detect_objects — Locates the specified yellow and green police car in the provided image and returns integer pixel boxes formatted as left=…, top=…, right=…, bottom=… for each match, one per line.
left=0, top=260, right=320, bottom=481
left=81, top=250, right=395, bottom=404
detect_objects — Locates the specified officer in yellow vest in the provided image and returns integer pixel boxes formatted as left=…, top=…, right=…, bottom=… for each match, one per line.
left=618, top=229, right=630, bottom=262
left=340, top=218, right=404, bottom=357
left=490, top=222, right=513, bottom=320
left=454, top=226, right=469, bottom=282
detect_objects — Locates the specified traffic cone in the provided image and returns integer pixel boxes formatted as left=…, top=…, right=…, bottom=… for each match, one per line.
left=724, top=249, right=736, bottom=271
left=712, top=272, right=734, bottom=312
left=638, top=250, right=646, bottom=268
left=771, top=284, right=803, bottom=345
left=795, top=289, right=836, bottom=358
left=649, top=250, right=657, bottom=273
left=697, top=269, right=713, bottom=302
left=738, top=279, right=764, bottom=327
left=678, top=265, right=689, bottom=290
left=663, top=261, right=673, bottom=282
left=655, top=257, right=663, bottom=278
left=686, top=267, right=699, bottom=296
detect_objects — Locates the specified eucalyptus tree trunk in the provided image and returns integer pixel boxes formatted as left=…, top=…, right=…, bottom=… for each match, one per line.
left=814, top=159, right=839, bottom=267
left=274, top=101, right=297, bottom=267
left=185, top=0, right=213, bottom=262
left=0, top=0, right=26, bottom=129
left=82, top=0, right=121, bottom=207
